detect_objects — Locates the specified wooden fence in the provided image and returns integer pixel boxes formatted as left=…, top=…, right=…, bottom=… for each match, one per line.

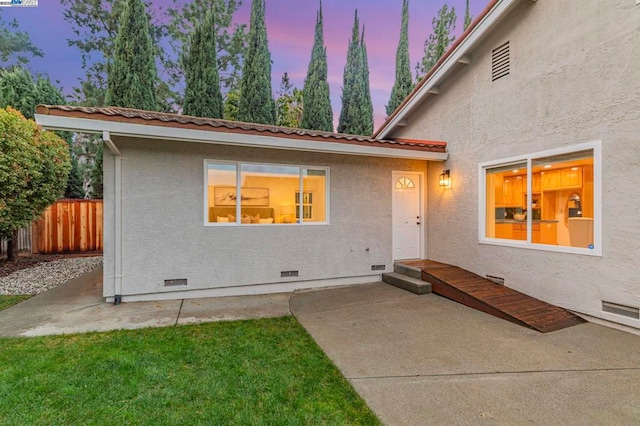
left=32, top=199, right=103, bottom=254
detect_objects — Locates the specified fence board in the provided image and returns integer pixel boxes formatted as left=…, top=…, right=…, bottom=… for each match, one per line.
left=0, top=227, right=31, bottom=254
left=32, top=199, right=103, bottom=254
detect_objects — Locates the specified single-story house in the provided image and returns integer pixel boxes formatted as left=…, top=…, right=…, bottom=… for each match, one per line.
left=36, top=0, right=639, bottom=331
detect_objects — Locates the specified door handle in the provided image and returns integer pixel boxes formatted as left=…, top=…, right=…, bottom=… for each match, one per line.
left=417, top=222, right=421, bottom=225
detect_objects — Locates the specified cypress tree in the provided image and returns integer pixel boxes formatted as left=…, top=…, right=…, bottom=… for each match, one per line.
left=300, top=1, right=333, bottom=132
left=105, top=0, right=158, bottom=110
left=464, top=0, right=472, bottom=30
left=386, top=0, right=413, bottom=116
left=238, top=0, right=276, bottom=124
left=337, top=11, right=373, bottom=135
left=360, top=26, right=374, bottom=135
left=182, top=9, right=223, bottom=118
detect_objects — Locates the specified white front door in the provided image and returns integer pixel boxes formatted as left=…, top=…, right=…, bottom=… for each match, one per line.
left=392, top=172, right=422, bottom=260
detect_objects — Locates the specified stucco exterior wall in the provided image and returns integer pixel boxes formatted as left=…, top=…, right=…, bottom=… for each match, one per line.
left=102, top=136, right=426, bottom=299
left=390, top=0, right=640, bottom=328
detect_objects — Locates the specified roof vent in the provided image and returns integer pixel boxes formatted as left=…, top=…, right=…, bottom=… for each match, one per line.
left=492, top=41, right=510, bottom=81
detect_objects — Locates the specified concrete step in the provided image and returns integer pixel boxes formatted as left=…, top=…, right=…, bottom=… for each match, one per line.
left=393, top=263, right=422, bottom=280
left=382, top=272, right=432, bottom=295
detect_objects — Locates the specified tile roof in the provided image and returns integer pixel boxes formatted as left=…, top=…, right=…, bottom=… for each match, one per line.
left=36, top=105, right=447, bottom=153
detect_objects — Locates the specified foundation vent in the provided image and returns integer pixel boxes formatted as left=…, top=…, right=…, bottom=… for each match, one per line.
left=164, top=279, right=187, bottom=287
left=486, top=275, right=505, bottom=285
left=602, top=301, right=639, bottom=319
left=371, top=264, right=386, bottom=271
left=281, top=270, right=299, bottom=278
left=491, top=41, right=510, bottom=81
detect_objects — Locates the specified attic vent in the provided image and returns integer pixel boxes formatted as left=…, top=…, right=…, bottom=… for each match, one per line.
left=602, top=301, right=640, bottom=319
left=491, top=41, right=510, bottom=81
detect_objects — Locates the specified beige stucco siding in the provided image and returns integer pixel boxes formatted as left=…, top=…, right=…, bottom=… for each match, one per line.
left=103, top=136, right=426, bottom=298
left=390, top=0, right=640, bottom=327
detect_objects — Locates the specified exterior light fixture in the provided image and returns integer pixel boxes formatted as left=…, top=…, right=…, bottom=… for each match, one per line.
left=439, top=169, right=451, bottom=187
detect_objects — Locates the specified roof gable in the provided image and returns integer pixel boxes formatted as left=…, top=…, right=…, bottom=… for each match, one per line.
left=375, top=0, right=525, bottom=139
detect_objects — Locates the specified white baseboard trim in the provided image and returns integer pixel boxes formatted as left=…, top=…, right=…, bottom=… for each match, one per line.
left=105, top=274, right=382, bottom=303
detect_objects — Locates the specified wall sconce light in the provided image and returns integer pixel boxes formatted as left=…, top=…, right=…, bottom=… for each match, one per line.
left=439, top=169, right=451, bottom=187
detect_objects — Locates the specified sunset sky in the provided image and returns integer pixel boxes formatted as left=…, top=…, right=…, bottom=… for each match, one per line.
left=4, top=0, right=485, bottom=130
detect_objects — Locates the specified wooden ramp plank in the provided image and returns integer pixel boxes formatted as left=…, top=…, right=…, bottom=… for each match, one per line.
left=398, top=260, right=585, bottom=333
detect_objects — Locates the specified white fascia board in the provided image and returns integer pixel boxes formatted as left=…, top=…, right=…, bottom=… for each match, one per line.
left=377, top=0, right=522, bottom=139
left=35, top=113, right=448, bottom=161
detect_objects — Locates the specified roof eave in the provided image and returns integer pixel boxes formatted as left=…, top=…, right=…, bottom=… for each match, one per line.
left=35, top=113, right=448, bottom=162
left=375, top=0, right=524, bottom=139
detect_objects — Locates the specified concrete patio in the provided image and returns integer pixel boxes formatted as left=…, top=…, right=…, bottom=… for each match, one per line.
left=2, top=267, right=640, bottom=424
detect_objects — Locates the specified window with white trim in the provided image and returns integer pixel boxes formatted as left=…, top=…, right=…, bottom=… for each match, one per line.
left=480, top=141, right=601, bottom=255
left=205, top=161, right=328, bottom=225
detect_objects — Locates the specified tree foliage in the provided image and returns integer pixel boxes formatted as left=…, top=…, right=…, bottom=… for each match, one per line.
left=0, top=67, right=84, bottom=198
left=464, top=0, right=472, bottom=31
left=300, top=2, right=332, bottom=132
left=337, top=10, right=373, bottom=135
left=275, top=73, right=303, bottom=128
left=416, top=4, right=456, bottom=80
left=90, top=143, right=103, bottom=199
left=223, top=88, right=240, bottom=121
left=60, top=0, right=165, bottom=105
left=237, top=0, right=275, bottom=125
left=182, top=9, right=223, bottom=118
left=0, top=12, right=43, bottom=67
left=165, top=0, right=247, bottom=96
left=105, top=0, right=158, bottom=110
left=386, top=0, right=412, bottom=117
left=0, top=108, right=71, bottom=259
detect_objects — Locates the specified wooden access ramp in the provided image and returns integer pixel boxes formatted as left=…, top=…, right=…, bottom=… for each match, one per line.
left=399, top=260, right=585, bottom=333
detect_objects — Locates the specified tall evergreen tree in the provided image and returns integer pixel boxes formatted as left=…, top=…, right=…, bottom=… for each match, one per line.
left=105, top=0, right=158, bottom=110
left=360, top=26, right=373, bottom=134
left=182, top=9, right=223, bottom=118
left=415, top=4, right=456, bottom=80
left=300, top=1, right=333, bottom=132
left=337, top=11, right=373, bottom=135
left=238, top=0, right=275, bottom=125
left=464, top=0, right=472, bottom=30
left=386, top=0, right=412, bottom=116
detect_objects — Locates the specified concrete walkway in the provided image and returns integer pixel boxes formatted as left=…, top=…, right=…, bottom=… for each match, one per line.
left=3, top=269, right=640, bottom=424
left=290, top=283, right=640, bottom=425
left=0, top=266, right=290, bottom=337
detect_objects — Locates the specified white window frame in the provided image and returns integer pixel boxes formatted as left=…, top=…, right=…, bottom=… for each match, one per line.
left=203, top=159, right=330, bottom=227
left=478, top=140, right=602, bottom=256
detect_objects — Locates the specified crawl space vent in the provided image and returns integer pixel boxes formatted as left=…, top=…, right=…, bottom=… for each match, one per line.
left=491, top=41, right=510, bottom=81
left=281, top=270, right=299, bottom=278
left=602, top=301, right=639, bottom=319
left=164, top=279, right=187, bottom=287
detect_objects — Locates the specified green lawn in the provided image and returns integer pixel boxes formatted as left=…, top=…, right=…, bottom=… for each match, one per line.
left=0, top=316, right=380, bottom=425
left=0, top=295, right=30, bottom=312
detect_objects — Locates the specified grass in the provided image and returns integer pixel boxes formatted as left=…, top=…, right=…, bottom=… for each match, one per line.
left=0, top=316, right=381, bottom=425
left=0, top=295, right=30, bottom=312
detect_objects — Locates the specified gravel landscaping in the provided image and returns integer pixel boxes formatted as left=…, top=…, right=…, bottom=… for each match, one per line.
left=0, top=256, right=102, bottom=296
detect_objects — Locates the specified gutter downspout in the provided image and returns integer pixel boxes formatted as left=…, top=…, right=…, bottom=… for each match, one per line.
left=102, top=131, right=123, bottom=305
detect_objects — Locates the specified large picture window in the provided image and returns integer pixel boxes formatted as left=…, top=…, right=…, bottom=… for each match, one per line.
left=480, top=141, right=601, bottom=255
left=205, top=161, right=328, bottom=226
